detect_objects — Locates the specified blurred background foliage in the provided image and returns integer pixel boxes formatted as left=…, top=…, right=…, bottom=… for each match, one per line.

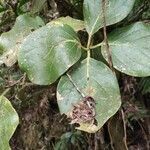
left=0, top=0, right=150, bottom=149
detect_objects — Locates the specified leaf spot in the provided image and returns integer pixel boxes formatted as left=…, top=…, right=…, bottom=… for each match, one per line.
left=57, top=92, right=64, bottom=100
left=84, top=86, right=95, bottom=96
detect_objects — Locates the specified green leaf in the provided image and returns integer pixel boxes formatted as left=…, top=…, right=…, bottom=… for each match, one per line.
left=57, top=58, right=121, bottom=133
left=31, top=0, right=46, bottom=14
left=83, top=0, right=135, bottom=35
left=0, top=95, right=19, bottom=150
left=49, top=16, right=85, bottom=32
left=0, top=13, right=45, bottom=66
left=102, top=22, right=150, bottom=77
left=18, top=22, right=82, bottom=85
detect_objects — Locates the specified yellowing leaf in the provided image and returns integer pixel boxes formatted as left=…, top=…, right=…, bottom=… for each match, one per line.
left=0, top=13, right=45, bottom=66
left=0, top=96, right=19, bottom=150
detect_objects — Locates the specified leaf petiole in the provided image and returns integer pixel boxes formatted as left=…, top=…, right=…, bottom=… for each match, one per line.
left=86, top=34, right=92, bottom=80
left=80, top=45, right=88, bottom=51
left=90, top=42, right=104, bottom=49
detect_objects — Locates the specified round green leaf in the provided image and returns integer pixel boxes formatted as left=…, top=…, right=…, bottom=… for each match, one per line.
left=57, top=58, right=121, bottom=133
left=102, top=22, right=150, bottom=77
left=0, top=96, right=19, bottom=150
left=18, top=23, right=82, bottom=85
left=0, top=13, right=45, bottom=66
left=83, top=0, right=135, bottom=35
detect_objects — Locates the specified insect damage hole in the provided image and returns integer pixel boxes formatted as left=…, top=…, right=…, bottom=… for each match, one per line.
left=69, top=96, right=97, bottom=125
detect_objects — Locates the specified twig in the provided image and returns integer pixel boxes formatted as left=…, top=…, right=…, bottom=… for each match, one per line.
left=5, top=73, right=26, bottom=88
left=121, top=109, right=128, bottom=150
left=102, top=0, right=113, bottom=71
left=1, top=88, right=10, bottom=96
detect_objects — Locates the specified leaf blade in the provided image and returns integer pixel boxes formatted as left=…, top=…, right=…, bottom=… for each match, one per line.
left=102, top=22, right=150, bottom=77
left=83, top=0, right=135, bottom=35
left=0, top=13, right=45, bottom=66
left=18, top=23, right=82, bottom=85
left=0, top=96, right=19, bottom=150
left=49, top=16, right=85, bottom=32
left=57, top=58, right=121, bottom=133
